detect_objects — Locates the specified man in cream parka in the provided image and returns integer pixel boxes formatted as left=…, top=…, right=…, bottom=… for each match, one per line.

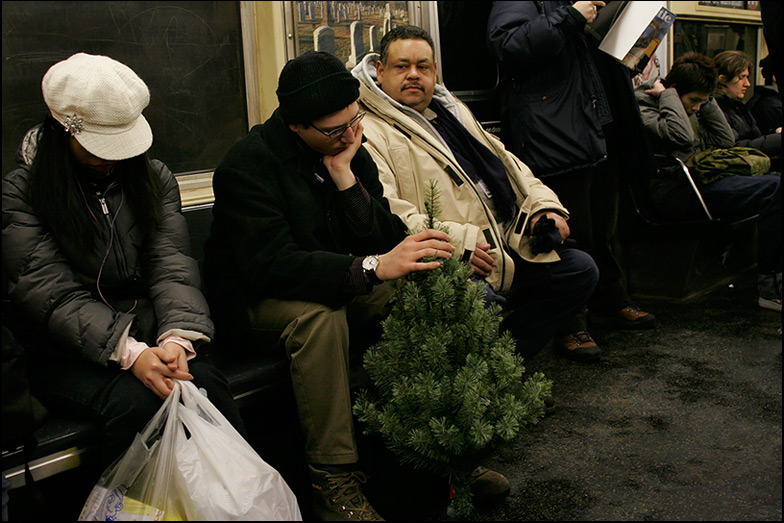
left=352, top=25, right=601, bottom=362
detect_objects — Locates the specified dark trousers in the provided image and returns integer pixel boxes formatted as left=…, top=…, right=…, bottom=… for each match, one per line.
left=651, top=171, right=781, bottom=275
left=30, top=355, right=246, bottom=468
left=541, top=164, right=630, bottom=314
left=501, top=245, right=599, bottom=359
left=700, top=172, right=781, bottom=274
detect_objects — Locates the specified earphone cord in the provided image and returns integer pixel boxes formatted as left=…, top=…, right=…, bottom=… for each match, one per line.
left=76, top=177, right=137, bottom=314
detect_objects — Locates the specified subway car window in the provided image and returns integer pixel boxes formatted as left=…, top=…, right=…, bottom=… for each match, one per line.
left=673, top=19, right=759, bottom=61
left=435, top=1, right=500, bottom=132
left=288, top=0, right=412, bottom=64
left=436, top=2, right=498, bottom=93
left=1, top=1, right=248, bottom=178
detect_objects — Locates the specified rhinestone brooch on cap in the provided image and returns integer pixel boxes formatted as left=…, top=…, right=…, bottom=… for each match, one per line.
left=64, top=114, right=84, bottom=135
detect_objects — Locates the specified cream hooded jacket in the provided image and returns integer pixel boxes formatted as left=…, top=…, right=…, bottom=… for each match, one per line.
left=352, top=54, right=568, bottom=293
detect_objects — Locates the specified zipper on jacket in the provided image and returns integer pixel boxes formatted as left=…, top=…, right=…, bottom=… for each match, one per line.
left=94, top=184, right=131, bottom=279
left=96, top=192, right=110, bottom=218
left=95, top=180, right=118, bottom=221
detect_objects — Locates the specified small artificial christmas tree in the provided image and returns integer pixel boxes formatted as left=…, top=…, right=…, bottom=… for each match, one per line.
left=353, top=180, right=553, bottom=518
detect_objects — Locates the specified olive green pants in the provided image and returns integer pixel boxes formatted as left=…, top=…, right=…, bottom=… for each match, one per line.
left=247, top=283, right=391, bottom=465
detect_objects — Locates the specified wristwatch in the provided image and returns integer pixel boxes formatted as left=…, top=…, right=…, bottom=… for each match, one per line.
left=362, top=255, right=382, bottom=285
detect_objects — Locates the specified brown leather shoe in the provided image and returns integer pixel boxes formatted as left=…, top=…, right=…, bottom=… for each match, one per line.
left=470, top=467, right=511, bottom=505
left=554, top=331, right=600, bottom=362
left=590, top=305, right=656, bottom=330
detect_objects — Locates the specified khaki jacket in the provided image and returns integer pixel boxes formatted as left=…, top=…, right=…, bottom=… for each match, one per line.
left=352, top=55, right=567, bottom=293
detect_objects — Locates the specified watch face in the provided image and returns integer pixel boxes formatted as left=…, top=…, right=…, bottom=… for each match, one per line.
left=362, top=255, right=379, bottom=272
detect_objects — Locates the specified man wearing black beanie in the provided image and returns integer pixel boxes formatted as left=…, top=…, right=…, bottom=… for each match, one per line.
left=276, top=50, right=363, bottom=125
left=203, top=51, right=456, bottom=521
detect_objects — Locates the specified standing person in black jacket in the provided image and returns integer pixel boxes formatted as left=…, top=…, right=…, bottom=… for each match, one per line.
left=760, top=1, right=783, bottom=91
left=1, top=53, right=245, bottom=468
left=202, top=51, right=460, bottom=521
left=487, top=1, right=656, bottom=362
left=713, top=50, right=781, bottom=171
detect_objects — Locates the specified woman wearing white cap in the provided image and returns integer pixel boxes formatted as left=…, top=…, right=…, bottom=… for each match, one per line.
left=2, top=53, right=245, bottom=466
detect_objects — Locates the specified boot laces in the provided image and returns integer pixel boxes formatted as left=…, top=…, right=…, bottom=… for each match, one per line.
left=571, top=330, right=595, bottom=344
left=323, top=470, right=379, bottom=520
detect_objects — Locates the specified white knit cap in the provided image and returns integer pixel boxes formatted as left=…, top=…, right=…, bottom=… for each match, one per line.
left=42, top=53, right=152, bottom=161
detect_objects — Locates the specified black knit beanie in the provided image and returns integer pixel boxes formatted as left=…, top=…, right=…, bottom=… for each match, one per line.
left=277, top=51, right=360, bottom=124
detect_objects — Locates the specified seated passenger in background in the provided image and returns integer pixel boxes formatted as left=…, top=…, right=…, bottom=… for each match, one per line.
left=713, top=50, right=781, bottom=171
left=747, top=55, right=782, bottom=136
left=202, top=50, right=466, bottom=522
left=1, top=53, right=245, bottom=468
left=351, top=25, right=601, bottom=362
left=635, top=52, right=781, bottom=312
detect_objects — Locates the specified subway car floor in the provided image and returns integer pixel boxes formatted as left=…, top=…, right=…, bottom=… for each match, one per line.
left=366, top=268, right=781, bottom=521
left=6, top=271, right=781, bottom=521
left=415, top=269, right=779, bottom=521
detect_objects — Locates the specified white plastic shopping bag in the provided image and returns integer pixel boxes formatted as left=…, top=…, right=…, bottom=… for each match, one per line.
left=79, top=380, right=302, bottom=521
left=79, top=383, right=197, bottom=520
left=174, top=380, right=302, bottom=520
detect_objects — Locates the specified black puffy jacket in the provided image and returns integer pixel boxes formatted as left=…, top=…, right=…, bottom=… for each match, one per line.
left=2, top=127, right=213, bottom=364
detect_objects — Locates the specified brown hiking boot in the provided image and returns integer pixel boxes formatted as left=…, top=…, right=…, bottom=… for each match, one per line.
left=470, top=466, right=511, bottom=505
left=590, top=305, right=656, bottom=330
left=309, top=465, right=384, bottom=521
left=554, top=330, right=600, bottom=362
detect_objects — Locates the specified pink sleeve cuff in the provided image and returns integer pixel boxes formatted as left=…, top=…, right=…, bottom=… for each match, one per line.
left=159, top=335, right=196, bottom=361
left=120, top=337, right=150, bottom=370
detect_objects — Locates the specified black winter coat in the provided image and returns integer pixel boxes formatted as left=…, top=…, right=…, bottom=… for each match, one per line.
left=203, top=109, right=407, bottom=339
left=2, top=130, right=213, bottom=364
left=747, top=85, right=782, bottom=135
left=487, top=0, right=611, bottom=176
left=715, top=92, right=782, bottom=163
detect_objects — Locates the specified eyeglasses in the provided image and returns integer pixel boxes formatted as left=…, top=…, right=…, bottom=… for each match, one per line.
left=311, top=111, right=366, bottom=140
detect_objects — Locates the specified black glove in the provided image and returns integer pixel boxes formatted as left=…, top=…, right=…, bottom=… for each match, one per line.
left=530, top=216, right=562, bottom=255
